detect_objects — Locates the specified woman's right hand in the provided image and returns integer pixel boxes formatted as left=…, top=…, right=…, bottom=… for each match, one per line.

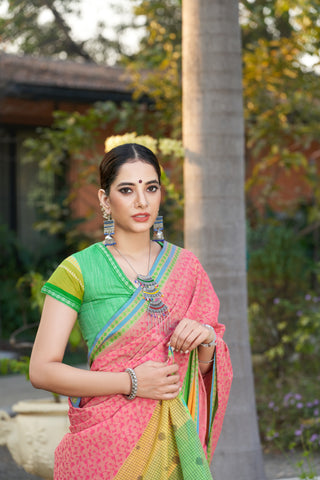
left=134, top=360, right=180, bottom=400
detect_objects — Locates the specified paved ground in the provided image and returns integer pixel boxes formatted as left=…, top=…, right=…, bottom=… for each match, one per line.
left=0, top=447, right=43, bottom=480
left=1, top=372, right=320, bottom=480
left=264, top=451, right=320, bottom=480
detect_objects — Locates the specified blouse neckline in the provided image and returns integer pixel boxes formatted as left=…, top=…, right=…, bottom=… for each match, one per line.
left=98, top=241, right=167, bottom=292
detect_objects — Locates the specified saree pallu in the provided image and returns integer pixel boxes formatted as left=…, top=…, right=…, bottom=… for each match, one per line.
left=54, top=242, right=233, bottom=480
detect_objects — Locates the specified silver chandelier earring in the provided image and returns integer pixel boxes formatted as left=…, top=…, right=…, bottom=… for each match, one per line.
left=100, top=204, right=116, bottom=246
left=152, top=215, right=164, bottom=242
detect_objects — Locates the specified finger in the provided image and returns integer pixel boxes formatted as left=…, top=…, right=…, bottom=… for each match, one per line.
left=185, top=328, right=211, bottom=352
left=188, top=326, right=215, bottom=351
left=171, top=330, right=191, bottom=352
left=162, top=381, right=180, bottom=392
left=151, top=360, right=171, bottom=368
left=163, top=363, right=179, bottom=376
left=187, top=333, right=209, bottom=352
left=170, top=318, right=203, bottom=352
left=175, top=327, right=202, bottom=352
left=169, top=320, right=189, bottom=349
left=179, top=323, right=213, bottom=352
left=178, top=329, right=201, bottom=352
left=162, top=378, right=179, bottom=390
left=160, top=388, right=181, bottom=400
left=139, top=360, right=162, bottom=368
left=149, top=381, right=180, bottom=399
left=166, top=374, right=180, bottom=385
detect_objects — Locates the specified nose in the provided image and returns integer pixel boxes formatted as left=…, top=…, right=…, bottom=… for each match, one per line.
left=135, top=188, right=148, bottom=208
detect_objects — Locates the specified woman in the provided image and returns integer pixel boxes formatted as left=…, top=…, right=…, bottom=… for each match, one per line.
left=29, top=143, right=232, bottom=480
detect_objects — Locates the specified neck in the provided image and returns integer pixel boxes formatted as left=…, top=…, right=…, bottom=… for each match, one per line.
left=113, top=231, right=151, bottom=256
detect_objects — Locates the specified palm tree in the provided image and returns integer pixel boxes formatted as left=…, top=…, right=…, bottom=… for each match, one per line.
left=182, top=1, right=266, bottom=479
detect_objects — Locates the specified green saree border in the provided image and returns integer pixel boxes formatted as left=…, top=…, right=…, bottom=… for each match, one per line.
left=41, top=283, right=82, bottom=312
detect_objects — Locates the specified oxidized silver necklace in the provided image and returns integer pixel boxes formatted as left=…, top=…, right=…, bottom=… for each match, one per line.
left=113, top=243, right=169, bottom=322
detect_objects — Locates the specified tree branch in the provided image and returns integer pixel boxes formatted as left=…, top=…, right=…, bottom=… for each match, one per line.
left=40, top=0, right=95, bottom=62
left=298, top=220, right=320, bottom=238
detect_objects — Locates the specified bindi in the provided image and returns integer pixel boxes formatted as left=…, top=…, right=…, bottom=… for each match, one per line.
left=138, top=179, right=142, bottom=183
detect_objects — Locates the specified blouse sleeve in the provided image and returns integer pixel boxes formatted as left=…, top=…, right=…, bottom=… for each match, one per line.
left=41, top=255, right=84, bottom=312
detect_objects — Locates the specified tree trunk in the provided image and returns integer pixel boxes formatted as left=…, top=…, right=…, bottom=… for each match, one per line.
left=182, top=1, right=266, bottom=479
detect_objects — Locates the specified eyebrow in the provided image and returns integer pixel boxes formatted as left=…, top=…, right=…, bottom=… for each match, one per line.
left=116, top=179, right=160, bottom=187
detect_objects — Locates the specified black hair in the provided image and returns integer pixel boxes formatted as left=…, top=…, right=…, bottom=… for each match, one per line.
left=99, top=143, right=161, bottom=195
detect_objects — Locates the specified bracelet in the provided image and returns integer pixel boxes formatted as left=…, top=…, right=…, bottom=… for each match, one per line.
left=200, top=324, right=217, bottom=347
left=125, top=368, right=138, bottom=400
left=199, top=358, right=214, bottom=364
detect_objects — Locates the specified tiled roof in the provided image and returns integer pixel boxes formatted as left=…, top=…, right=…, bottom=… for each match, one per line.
left=0, top=53, right=132, bottom=97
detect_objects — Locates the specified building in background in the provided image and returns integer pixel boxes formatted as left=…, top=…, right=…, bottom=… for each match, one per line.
left=0, top=53, right=132, bottom=249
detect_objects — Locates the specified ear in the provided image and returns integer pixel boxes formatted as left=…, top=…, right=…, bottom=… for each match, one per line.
left=98, top=189, right=111, bottom=213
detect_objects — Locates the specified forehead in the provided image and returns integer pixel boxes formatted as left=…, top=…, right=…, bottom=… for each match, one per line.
left=114, top=160, right=158, bottom=183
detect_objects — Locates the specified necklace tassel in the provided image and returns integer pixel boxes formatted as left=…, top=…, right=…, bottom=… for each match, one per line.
left=136, top=274, right=169, bottom=327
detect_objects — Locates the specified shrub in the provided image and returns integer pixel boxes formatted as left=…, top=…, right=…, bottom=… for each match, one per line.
left=247, top=223, right=318, bottom=378
left=0, top=224, right=36, bottom=337
left=257, top=379, right=320, bottom=453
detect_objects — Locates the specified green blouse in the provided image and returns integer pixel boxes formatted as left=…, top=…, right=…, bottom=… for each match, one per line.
left=41, top=242, right=136, bottom=351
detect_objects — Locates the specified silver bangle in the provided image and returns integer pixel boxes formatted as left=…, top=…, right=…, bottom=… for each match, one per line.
left=200, top=324, right=217, bottom=347
left=125, top=368, right=138, bottom=400
left=199, top=358, right=214, bottom=364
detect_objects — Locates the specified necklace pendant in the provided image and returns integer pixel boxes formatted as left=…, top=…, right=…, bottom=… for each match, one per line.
left=136, top=274, right=169, bottom=322
left=111, top=244, right=169, bottom=327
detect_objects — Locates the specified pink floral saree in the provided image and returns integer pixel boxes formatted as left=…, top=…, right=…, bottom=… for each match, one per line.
left=54, top=242, right=233, bottom=480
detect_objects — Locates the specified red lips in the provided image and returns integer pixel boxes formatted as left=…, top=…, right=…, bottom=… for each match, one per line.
left=132, top=213, right=151, bottom=222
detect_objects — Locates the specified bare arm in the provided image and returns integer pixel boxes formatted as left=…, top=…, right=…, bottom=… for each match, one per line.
left=29, top=296, right=181, bottom=400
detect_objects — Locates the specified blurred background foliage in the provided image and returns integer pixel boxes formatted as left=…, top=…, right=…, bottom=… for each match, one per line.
left=1, top=0, right=320, bottom=452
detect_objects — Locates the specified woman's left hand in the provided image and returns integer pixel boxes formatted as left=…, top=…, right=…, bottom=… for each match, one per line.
left=168, top=318, right=214, bottom=353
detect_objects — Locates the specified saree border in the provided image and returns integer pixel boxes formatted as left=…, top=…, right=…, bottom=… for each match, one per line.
left=41, top=283, right=82, bottom=312
left=113, top=348, right=215, bottom=480
left=88, top=241, right=180, bottom=362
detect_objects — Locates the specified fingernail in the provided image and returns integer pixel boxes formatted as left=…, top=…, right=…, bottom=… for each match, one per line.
left=180, top=350, right=183, bottom=354
left=185, top=350, right=189, bottom=354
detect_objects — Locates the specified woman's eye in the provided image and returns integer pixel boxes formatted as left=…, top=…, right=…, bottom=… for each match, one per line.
left=147, top=185, right=159, bottom=192
left=119, top=187, right=132, bottom=194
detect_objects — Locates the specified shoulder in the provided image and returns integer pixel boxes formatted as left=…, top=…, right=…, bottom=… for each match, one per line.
left=68, top=242, right=109, bottom=269
left=166, top=241, right=200, bottom=262
left=166, top=242, right=203, bottom=270
left=52, top=242, right=103, bottom=277
left=71, top=242, right=102, bottom=261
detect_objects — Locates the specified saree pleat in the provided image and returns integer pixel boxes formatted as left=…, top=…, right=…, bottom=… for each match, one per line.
left=53, top=242, right=232, bottom=480
left=113, top=397, right=212, bottom=480
left=113, top=348, right=214, bottom=480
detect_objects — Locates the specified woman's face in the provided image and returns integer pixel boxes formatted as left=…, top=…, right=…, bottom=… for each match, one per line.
left=99, top=160, right=161, bottom=237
